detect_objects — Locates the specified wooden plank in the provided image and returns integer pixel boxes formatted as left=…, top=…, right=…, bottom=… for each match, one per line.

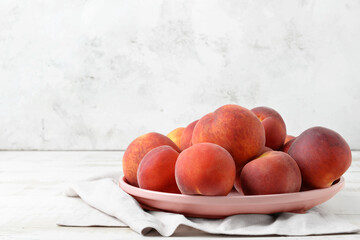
left=0, top=151, right=359, bottom=239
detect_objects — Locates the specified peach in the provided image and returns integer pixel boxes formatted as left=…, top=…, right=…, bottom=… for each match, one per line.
left=234, top=146, right=272, bottom=194
left=281, top=138, right=296, bottom=153
left=288, top=127, right=352, bottom=189
left=137, top=146, right=180, bottom=193
left=251, top=106, right=287, bottom=150
left=175, top=143, right=236, bottom=196
left=167, top=127, right=184, bottom=149
left=122, top=132, right=180, bottom=187
left=240, top=151, right=302, bottom=195
left=192, top=104, right=265, bottom=169
left=180, top=120, right=198, bottom=151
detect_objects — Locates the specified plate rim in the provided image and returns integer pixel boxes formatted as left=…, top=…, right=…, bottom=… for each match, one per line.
left=119, top=176, right=345, bottom=204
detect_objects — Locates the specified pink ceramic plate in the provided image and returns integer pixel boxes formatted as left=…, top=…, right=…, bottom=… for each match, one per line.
left=119, top=176, right=344, bottom=218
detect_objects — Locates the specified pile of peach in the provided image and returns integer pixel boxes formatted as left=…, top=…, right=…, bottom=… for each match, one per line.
left=122, top=104, right=352, bottom=196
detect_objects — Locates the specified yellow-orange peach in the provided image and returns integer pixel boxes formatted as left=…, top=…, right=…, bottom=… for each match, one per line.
left=175, top=143, right=236, bottom=196
left=122, top=132, right=180, bottom=187
left=251, top=106, right=287, bottom=150
left=192, top=104, right=265, bottom=169
left=288, top=127, right=352, bottom=189
left=180, top=120, right=198, bottom=151
left=167, top=127, right=184, bottom=149
left=137, top=145, right=180, bottom=193
left=240, top=151, right=302, bottom=195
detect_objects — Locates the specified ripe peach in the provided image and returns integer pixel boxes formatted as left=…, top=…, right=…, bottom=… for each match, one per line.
left=137, top=146, right=180, bottom=193
left=234, top=146, right=272, bottom=194
left=240, top=151, right=302, bottom=195
left=175, top=143, right=236, bottom=196
left=251, top=106, right=287, bottom=150
left=167, top=127, right=184, bottom=149
left=288, top=127, right=352, bottom=189
left=122, top=132, right=180, bottom=187
left=192, top=104, right=265, bottom=169
left=180, top=120, right=198, bottom=151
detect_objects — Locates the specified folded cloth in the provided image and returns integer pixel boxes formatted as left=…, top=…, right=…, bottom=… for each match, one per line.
left=57, top=172, right=360, bottom=237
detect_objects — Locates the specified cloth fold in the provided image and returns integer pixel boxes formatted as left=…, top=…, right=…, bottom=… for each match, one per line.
left=57, top=172, right=360, bottom=236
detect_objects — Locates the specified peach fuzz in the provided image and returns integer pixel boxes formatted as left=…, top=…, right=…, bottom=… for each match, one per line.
left=175, top=143, right=236, bottom=196
left=192, top=104, right=265, bottom=169
left=180, top=120, right=198, bottom=151
left=166, top=127, right=184, bottom=149
left=137, top=145, right=180, bottom=194
left=122, top=132, right=180, bottom=187
left=251, top=106, right=287, bottom=150
left=288, top=127, right=352, bottom=189
left=240, top=151, right=302, bottom=195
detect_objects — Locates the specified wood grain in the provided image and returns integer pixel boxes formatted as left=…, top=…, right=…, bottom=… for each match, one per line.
left=1, top=151, right=359, bottom=239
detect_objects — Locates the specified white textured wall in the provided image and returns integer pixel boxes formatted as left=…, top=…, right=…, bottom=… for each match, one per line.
left=0, top=0, right=359, bottom=150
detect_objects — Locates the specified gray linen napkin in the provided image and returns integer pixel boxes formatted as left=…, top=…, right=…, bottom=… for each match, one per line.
left=57, top=172, right=360, bottom=236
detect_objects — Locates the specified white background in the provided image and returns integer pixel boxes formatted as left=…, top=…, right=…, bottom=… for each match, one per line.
left=0, top=0, right=359, bottom=150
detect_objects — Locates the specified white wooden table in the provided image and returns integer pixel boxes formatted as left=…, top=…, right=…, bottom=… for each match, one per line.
left=1, top=151, right=359, bottom=239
